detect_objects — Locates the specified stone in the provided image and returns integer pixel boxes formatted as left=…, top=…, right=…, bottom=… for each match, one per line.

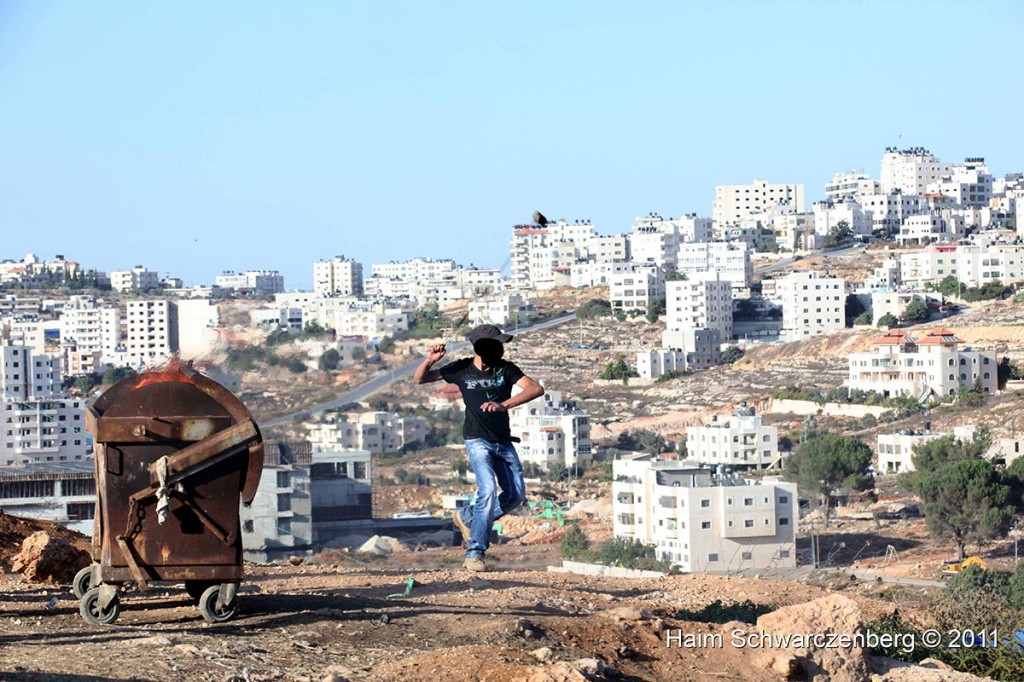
left=11, top=532, right=90, bottom=584
left=600, top=606, right=649, bottom=622
left=530, top=647, right=553, bottom=662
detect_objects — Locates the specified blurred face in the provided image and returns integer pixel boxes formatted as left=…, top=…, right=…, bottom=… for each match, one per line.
left=473, top=338, right=505, bottom=366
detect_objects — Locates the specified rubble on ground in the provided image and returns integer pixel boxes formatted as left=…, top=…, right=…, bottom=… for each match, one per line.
left=11, top=531, right=91, bottom=584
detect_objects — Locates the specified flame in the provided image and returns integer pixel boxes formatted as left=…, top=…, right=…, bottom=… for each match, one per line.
left=134, top=354, right=195, bottom=389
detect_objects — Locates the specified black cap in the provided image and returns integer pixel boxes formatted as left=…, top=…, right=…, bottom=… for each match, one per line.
left=468, top=324, right=513, bottom=344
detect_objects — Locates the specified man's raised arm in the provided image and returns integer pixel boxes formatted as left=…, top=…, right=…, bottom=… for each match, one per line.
left=413, top=344, right=447, bottom=384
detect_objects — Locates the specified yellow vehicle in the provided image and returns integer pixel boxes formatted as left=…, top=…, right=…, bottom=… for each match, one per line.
left=942, top=556, right=988, bottom=575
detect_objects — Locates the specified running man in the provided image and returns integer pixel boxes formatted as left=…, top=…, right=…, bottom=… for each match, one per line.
left=413, top=324, right=545, bottom=572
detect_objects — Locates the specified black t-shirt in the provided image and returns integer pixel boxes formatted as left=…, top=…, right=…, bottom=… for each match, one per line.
left=439, top=358, right=525, bottom=442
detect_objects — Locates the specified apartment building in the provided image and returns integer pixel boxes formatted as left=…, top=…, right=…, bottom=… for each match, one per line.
left=877, top=425, right=977, bottom=474
left=880, top=147, right=954, bottom=195
left=713, top=179, right=805, bottom=226
left=846, top=328, right=998, bottom=400
left=859, top=192, right=923, bottom=234
left=370, top=257, right=456, bottom=282
left=0, top=463, right=96, bottom=535
left=239, top=442, right=373, bottom=560
left=637, top=328, right=721, bottom=380
left=685, top=404, right=780, bottom=470
left=110, top=266, right=160, bottom=292
left=308, top=299, right=412, bottom=338
left=813, top=200, right=871, bottom=237
left=510, top=220, right=594, bottom=290
left=629, top=228, right=679, bottom=270
left=1, top=343, right=89, bottom=466
left=675, top=241, right=752, bottom=290
left=898, top=211, right=966, bottom=246
left=769, top=271, right=846, bottom=342
left=928, top=158, right=993, bottom=208
left=825, top=171, right=880, bottom=202
left=125, top=299, right=177, bottom=369
left=313, top=256, right=364, bottom=297
left=509, top=390, right=592, bottom=472
left=570, top=261, right=635, bottom=288
left=870, top=291, right=939, bottom=322
left=307, top=411, right=431, bottom=454
left=57, top=296, right=120, bottom=375
left=610, top=265, right=665, bottom=312
left=612, top=454, right=797, bottom=572
left=214, top=270, right=285, bottom=295
left=467, top=293, right=536, bottom=327
left=663, top=272, right=733, bottom=347
left=899, top=242, right=1024, bottom=289
left=586, top=235, right=631, bottom=263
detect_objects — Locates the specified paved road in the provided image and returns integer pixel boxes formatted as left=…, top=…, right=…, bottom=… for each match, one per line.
left=848, top=569, right=945, bottom=588
left=754, top=244, right=863, bottom=275
left=261, top=313, right=577, bottom=428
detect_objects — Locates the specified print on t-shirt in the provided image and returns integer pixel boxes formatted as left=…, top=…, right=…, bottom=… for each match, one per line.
left=439, top=358, right=525, bottom=442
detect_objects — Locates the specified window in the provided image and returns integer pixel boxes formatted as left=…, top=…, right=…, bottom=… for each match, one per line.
left=779, top=495, right=789, bottom=504
left=277, top=471, right=291, bottom=488
left=779, top=550, right=790, bottom=558
left=779, top=517, right=790, bottom=525
left=277, top=494, right=291, bottom=512
left=708, top=553, right=719, bottom=562
left=701, top=521, right=711, bottom=529
left=743, top=498, right=753, bottom=506
left=741, top=551, right=752, bottom=561
left=744, top=519, right=755, bottom=527
left=700, top=499, right=710, bottom=508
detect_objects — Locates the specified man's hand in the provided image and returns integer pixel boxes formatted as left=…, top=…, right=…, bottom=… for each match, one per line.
left=480, top=401, right=508, bottom=413
left=427, top=344, right=446, bottom=364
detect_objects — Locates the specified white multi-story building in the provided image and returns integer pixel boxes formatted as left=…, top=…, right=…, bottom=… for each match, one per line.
left=613, top=454, right=797, bottom=572
left=713, top=179, right=805, bottom=226
left=586, top=235, right=631, bottom=263
left=370, top=258, right=456, bottom=282
left=629, top=227, right=679, bottom=270
left=308, top=298, right=412, bottom=338
left=898, top=211, right=966, bottom=246
left=637, top=328, right=721, bottom=380
left=468, top=293, right=535, bottom=327
left=509, top=389, right=591, bottom=472
left=870, top=291, right=939, bottom=323
left=1, top=343, right=89, bottom=467
left=251, top=306, right=303, bottom=332
left=860, top=192, right=924, bottom=235
left=215, top=270, right=285, bottom=295
left=813, top=200, right=871, bottom=237
left=313, top=256, right=364, bottom=297
left=770, top=271, right=846, bottom=342
left=846, top=328, right=998, bottom=400
left=0, top=464, right=96, bottom=534
left=570, top=261, right=635, bottom=288
left=110, top=266, right=160, bottom=292
left=685, top=404, right=780, bottom=471
left=770, top=211, right=817, bottom=251
left=876, top=425, right=977, bottom=474
left=825, top=171, right=880, bottom=202
left=880, top=147, right=954, bottom=195
left=900, top=242, right=1024, bottom=289
left=663, top=273, right=733, bottom=346
left=928, top=158, right=993, bottom=208
left=125, top=299, right=176, bottom=369
left=610, top=265, right=665, bottom=312
left=58, top=296, right=121, bottom=376
left=308, top=412, right=431, bottom=454
left=675, top=241, right=752, bottom=290
left=510, top=219, right=594, bottom=290
left=174, top=299, right=219, bottom=360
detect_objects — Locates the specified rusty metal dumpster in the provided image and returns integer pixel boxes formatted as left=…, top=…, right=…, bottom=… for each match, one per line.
left=77, top=360, right=263, bottom=625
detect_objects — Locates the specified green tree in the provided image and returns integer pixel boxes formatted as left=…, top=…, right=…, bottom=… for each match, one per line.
left=73, top=375, right=98, bottom=394
left=350, top=346, right=367, bottom=361
left=877, top=313, right=898, bottom=328
left=450, top=457, right=468, bottom=478
left=616, top=430, right=667, bottom=455
left=546, top=462, right=568, bottom=481
left=903, top=458, right=1013, bottom=560
left=853, top=310, right=873, bottom=326
left=377, top=337, right=396, bottom=354
left=664, top=269, right=687, bottom=282
left=560, top=524, right=591, bottom=560
left=937, top=275, right=963, bottom=298
left=318, top=349, right=340, bottom=371
left=721, top=346, right=744, bottom=364
left=899, top=300, right=929, bottom=323
left=303, top=320, right=325, bottom=336
left=645, top=298, right=666, bottom=323
left=286, top=357, right=308, bottom=374
left=600, top=358, right=638, bottom=380
left=734, top=299, right=757, bottom=321
left=577, top=299, right=612, bottom=320
left=845, top=295, right=866, bottom=326
left=824, top=220, right=854, bottom=248
left=783, top=434, right=873, bottom=527
left=102, top=366, right=136, bottom=385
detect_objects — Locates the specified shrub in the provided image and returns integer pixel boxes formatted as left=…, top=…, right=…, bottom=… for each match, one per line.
left=318, top=349, right=340, bottom=371
left=675, top=600, right=775, bottom=625
left=877, top=313, right=898, bottom=327
left=560, top=524, right=591, bottom=560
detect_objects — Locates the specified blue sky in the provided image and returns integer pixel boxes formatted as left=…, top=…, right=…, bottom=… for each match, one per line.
left=1, top=2, right=1021, bottom=288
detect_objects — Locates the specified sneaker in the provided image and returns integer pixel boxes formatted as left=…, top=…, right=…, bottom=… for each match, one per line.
left=452, top=510, right=471, bottom=547
left=464, top=557, right=488, bottom=572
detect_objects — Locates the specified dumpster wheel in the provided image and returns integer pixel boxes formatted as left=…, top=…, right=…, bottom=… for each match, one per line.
left=185, top=580, right=217, bottom=603
left=198, top=584, right=238, bottom=623
left=72, top=565, right=97, bottom=600
left=79, top=587, right=120, bottom=625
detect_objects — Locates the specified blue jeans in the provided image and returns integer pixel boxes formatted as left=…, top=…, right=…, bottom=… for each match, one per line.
left=460, top=438, right=526, bottom=559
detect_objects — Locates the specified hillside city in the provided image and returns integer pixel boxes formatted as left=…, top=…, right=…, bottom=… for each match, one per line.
left=6, top=144, right=1024, bottom=680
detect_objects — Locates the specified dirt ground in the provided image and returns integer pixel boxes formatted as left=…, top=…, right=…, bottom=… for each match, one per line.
left=1, top=548, right=912, bottom=682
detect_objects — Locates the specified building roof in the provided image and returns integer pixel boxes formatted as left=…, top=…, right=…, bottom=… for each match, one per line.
left=917, top=328, right=962, bottom=345
left=873, top=329, right=915, bottom=345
